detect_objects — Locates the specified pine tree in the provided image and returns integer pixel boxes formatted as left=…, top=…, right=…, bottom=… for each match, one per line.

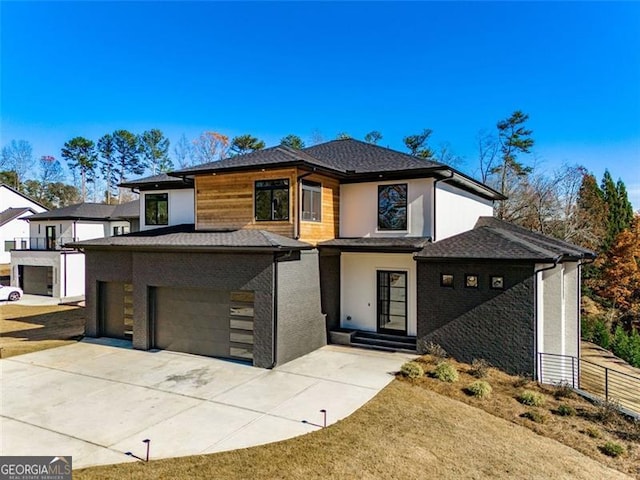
left=601, top=170, right=634, bottom=250
left=229, top=134, right=265, bottom=156
left=280, top=134, right=305, bottom=149
left=140, top=129, right=172, bottom=174
left=61, top=137, right=97, bottom=201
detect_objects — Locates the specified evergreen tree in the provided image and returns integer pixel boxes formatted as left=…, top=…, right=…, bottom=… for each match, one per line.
left=98, top=134, right=117, bottom=204
left=140, top=129, right=172, bottom=175
left=364, top=131, right=383, bottom=144
left=403, top=129, right=434, bottom=159
left=601, top=170, right=634, bottom=249
left=229, top=134, right=265, bottom=156
left=61, top=137, right=97, bottom=201
left=112, top=130, right=144, bottom=202
left=280, top=134, right=305, bottom=149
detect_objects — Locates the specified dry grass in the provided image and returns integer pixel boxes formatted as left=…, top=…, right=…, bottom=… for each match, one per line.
left=0, top=304, right=85, bottom=358
left=75, top=380, right=632, bottom=480
left=411, top=354, right=640, bottom=478
left=0, top=264, right=10, bottom=277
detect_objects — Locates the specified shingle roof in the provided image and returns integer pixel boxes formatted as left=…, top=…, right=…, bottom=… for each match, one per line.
left=319, top=236, right=431, bottom=252
left=69, top=224, right=313, bottom=251
left=416, top=217, right=596, bottom=261
left=0, top=207, right=36, bottom=227
left=26, top=203, right=118, bottom=221
left=111, top=200, right=139, bottom=219
left=303, top=139, right=444, bottom=173
left=119, top=173, right=193, bottom=189
left=173, top=145, right=338, bottom=175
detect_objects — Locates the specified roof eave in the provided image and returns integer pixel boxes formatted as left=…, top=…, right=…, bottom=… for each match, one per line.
left=68, top=243, right=313, bottom=253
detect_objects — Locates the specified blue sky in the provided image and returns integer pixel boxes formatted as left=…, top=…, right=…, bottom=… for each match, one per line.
left=1, top=1, right=639, bottom=207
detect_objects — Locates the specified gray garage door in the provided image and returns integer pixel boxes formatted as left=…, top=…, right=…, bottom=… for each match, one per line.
left=152, top=287, right=254, bottom=361
left=99, top=281, right=133, bottom=339
left=22, top=266, right=53, bottom=296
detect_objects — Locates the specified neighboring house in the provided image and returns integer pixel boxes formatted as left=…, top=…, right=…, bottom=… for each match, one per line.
left=72, top=139, right=594, bottom=377
left=10, top=201, right=138, bottom=302
left=0, top=184, right=48, bottom=265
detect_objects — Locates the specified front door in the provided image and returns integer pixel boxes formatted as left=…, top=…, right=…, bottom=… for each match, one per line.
left=377, top=270, right=407, bottom=335
left=45, top=226, right=56, bottom=250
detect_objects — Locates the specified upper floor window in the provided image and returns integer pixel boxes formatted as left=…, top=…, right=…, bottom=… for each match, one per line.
left=255, top=179, right=289, bottom=221
left=378, top=184, right=407, bottom=231
left=145, top=193, right=168, bottom=225
left=113, top=225, right=130, bottom=236
left=302, top=180, right=322, bottom=222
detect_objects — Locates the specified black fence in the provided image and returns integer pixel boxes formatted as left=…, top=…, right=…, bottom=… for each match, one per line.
left=539, top=352, right=640, bottom=415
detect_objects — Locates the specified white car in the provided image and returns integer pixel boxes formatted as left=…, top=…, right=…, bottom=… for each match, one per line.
left=0, top=285, right=22, bottom=302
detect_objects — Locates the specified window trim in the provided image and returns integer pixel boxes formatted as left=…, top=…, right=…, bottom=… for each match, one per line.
left=254, top=179, right=290, bottom=222
left=301, top=180, right=322, bottom=223
left=145, top=192, right=169, bottom=226
left=377, top=183, right=408, bottom=232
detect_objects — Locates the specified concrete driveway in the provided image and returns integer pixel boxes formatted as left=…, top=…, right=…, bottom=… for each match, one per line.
left=0, top=339, right=414, bottom=468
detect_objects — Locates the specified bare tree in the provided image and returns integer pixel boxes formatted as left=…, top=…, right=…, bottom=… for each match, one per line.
left=1, top=139, right=33, bottom=189
left=476, top=130, right=499, bottom=183
left=173, top=134, right=194, bottom=169
left=192, top=131, right=229, bottom=164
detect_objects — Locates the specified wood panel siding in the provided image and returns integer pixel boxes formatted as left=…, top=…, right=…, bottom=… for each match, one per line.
left=298, top=173, right=340, bottom=244
left=196, top=168, right=297, bottom=237
left=195, top=168, right=340, bottom=244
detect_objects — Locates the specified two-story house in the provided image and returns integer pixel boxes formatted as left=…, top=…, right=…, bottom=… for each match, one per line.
left=72, top=139, right=593, bottom=379
left=10, top=201, right=138, bottom=302
left=0, top=184, right=48, bottom=267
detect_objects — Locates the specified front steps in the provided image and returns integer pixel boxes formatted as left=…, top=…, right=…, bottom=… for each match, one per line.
left=330, top=330, right=417, bottom=353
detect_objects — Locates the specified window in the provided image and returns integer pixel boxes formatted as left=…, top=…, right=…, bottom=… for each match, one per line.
left=302, top=180, right=322, bottom=222
left=490, top=276, right=504, bottom=290
left=440, top=274, right=454, bottom=287
left=378, top=184, right=407, bottom=231
left=255, top=179, right=289, bottom=221
left=113, top=226, right=130, bottom=236
left=4, top=240, right=16, bottom=252
left=145, top=193, right=168, bottom=225
left=465, top=274, right=479, bottom=288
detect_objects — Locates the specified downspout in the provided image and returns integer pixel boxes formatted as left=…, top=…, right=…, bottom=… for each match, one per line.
left=432, top=171, right=454, bottom=242
left=63, top=251, right=67, bottom=299
left=533, top=256, right=562, bottom=381
left=295, top=170, right=315, bottom=240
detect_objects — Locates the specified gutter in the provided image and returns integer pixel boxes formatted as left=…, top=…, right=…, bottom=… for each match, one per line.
left=432, top=170, right=454, bottom=243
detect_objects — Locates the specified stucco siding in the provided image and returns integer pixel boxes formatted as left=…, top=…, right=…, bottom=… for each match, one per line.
left=140, top=189, right=194, bottom=231
left=435, top=182, right=493, bottom=241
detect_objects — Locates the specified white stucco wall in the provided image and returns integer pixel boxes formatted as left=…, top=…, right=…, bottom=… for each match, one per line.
left=340, top=252, right=417, bottom=336
left=0, top=186, right=47, bottom=212
left=60, top=252, right=85, bottom=299
left=340, top=179, right=434, bottom=238
left=0, top=214, right=31, bottom=263
left=435, top=182, right=493, bottom=241
left=536, top=261, right=581, bottom=382
left=140, top=189, right=194, bottom=231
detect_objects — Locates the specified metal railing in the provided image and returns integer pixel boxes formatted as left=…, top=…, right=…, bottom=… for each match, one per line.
left=539, top=352, right=640, bottom=415
left=12, top=237, right=78, bottom=251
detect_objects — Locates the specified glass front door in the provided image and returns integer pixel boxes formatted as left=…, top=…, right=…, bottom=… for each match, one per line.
left=377, top=270, right=407, bottom=335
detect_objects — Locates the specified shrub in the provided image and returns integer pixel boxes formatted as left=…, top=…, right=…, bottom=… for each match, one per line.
left=611, top=326, right=640, bottom=368
left=591, top=319, right=611, bottom=349
left=469, top=358, right=491, bottom=378
left=553, top=381, right=575, bottom=399
left=556, top=404, right=576, bottom=417
left=466, top=380, right=492, bottom=399
left=584, top=426, right=602, bottom=438
left=521, top=410, right=546, bottom=423
left=400, top=361, right=424, bottom=379
left=433, top=362, right=459, bottom=383
left=595, top=399, right=622, bottom=424
left=424, top=342, right=448, bottom=359
left=513, top=376, right=530, bottom=388
left=517, top=390, right=546, bottom=407
left=600, top=441, right=625, bottom=458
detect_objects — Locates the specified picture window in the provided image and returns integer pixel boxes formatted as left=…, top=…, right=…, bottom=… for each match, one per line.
left=378, top=184, right=407, bottom=231
left=255, top=179, right=289, bottom=221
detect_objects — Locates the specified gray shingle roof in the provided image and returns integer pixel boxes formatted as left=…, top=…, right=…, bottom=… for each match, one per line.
left=173, top=145, right=338, bottom=175
left=0, top=207, right=35, bottom=227
left=319, top=236, right=431, bottom=252
left=119, top=173, right=193, bottom=189
left=26, top=203, right=118, bottom=221
left=111, top=200, right=139, bottom=219
left=416, top=217, right=596, bottom=261
left=69, top=224, right=313, bottom=251
left=303, top=139, right=444, bottom=173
